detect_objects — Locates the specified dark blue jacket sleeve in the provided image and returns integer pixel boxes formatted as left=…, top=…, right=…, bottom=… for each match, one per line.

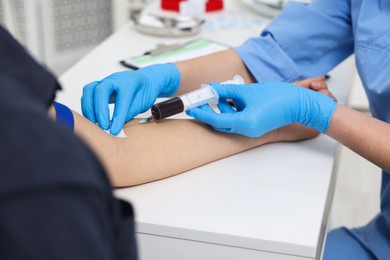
left=0, top=187, right=122, bottom=260
left=0, top=25, right=137, bottom=260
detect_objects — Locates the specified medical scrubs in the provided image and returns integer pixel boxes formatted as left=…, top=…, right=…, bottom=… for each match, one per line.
left=235, top=0, right=390, bottom=259
left=0, top=26, right=138, bottom=260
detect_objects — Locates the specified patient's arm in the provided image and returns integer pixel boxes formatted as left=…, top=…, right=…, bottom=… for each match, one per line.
left=49, top=108, right=318, bottom=187
left=68, top=112, right=316, bottom=187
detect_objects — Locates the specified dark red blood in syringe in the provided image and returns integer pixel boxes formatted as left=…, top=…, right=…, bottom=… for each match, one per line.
left=151, top=97, right=184, bottom=120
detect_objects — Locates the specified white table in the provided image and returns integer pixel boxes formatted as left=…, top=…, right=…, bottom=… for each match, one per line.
left=57, top=1, right=353, bottom=259
left=348, top=66, right=370, bottom=111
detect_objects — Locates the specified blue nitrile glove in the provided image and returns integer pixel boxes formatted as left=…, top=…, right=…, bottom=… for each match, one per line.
left=186, top=82, right=337, bottom=138
left=81, top=63, right=180, bottom=135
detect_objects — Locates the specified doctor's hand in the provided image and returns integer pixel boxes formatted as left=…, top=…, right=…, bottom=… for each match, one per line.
left=295, top=76, right=336, bottom=100
left=81, top=63, right=180, bottom=135
left=186, top=82, right=337, bottom=138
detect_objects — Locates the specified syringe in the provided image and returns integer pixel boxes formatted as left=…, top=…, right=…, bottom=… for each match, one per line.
left=141, top=75, right=244, bottom=123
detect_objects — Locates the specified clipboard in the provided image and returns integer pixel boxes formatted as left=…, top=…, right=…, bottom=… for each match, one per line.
left=120, top=38, right=230, bottom=70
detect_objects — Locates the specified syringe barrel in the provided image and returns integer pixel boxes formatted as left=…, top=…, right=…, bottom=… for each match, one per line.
left=180, top=85, right=218, bottom=110
left=179, top=75, right=244, bottom=110
left=150, top=75, right=244, bottom=121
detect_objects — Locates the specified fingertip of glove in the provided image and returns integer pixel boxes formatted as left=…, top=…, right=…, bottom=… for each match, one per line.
left=98, top=120, right=110, bottom=131
left=110, top=128, right=120, bottom=136
left=185, top=109, right=194, bottom=117
left=110, top=118, right=123, bottom=136
left=186, top=108, right=204, bottom=119
left=210, top=82, right=225, bottom=94
left=209, top=82, right=221, bottom=88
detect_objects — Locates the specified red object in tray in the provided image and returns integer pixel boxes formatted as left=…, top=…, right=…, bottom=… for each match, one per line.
left=161, top=0, right=223, bottom=12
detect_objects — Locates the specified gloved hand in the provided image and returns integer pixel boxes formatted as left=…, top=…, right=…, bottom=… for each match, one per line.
left=81, top=63, right=180, bottom=135
left=186, top=82, right=337, bottom=138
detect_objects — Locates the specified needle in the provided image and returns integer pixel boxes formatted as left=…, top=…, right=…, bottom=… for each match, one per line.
left=139, top=116, right=154, bottom=124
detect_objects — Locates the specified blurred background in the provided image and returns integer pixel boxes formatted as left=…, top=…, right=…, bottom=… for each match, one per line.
left=0, top=0, right=381, bottom=234
left=0, top=0, right=153, bottom=75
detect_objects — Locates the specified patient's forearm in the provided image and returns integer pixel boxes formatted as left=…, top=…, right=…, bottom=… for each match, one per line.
left=71, top=111, right=317, bottom=187
left=73, top=112, right=271, bottom=186
left=49, top=102, right=318, bottom=187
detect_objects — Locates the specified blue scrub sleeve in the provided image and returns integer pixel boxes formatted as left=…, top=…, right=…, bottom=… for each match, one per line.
left=324, top=227, right=376, bottom=260
left=235, top=0, right=354, bottom=83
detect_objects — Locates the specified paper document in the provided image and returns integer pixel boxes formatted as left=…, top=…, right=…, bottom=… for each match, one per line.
left=120, top=39, right=229, bottom=69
